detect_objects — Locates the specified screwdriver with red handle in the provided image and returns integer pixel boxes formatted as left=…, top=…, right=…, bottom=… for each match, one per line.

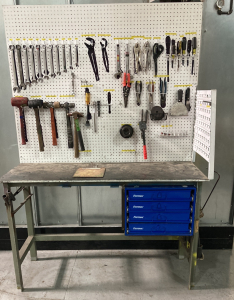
left=122, top=43, right=131, bottom=108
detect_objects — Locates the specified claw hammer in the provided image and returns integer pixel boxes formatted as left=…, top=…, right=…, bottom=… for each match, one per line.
left=28, top=99, right=44, bottom=152
left=11, top=97, right=28, bottom=145
left=43, top=101, right=59, bottom=146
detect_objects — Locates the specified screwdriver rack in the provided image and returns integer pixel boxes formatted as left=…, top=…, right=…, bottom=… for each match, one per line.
left=3, top=3, right=203, bottom=163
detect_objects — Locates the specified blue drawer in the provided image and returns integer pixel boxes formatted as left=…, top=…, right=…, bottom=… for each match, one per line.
left=127, top=223, right=191, bottom=236
left=128, top=201, right=192, bottom=212
left=128, top=211, right=192, bottom=223
left=128, top=188, right=193, bottom=201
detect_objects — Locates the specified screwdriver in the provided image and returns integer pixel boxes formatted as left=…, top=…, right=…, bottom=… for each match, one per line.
left=191, top=37, right=197, bottom=75
left=165, top=36, right=171, bottom=82
left=108, top=92, right=111, bottom=114
left=182, top=37, right=187, bottom=66
left=171, top=39, right=176, bottom=69
left=85, top=88, right=91, bottom=126
left=177, top=41, right=182, bottom=70
left=187, top=39, right=192, bottom=66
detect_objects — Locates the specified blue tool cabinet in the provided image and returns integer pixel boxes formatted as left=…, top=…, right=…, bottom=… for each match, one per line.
left=125, top=186, right=196, bottom=236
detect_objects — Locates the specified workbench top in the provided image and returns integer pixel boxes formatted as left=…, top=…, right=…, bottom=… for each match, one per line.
left=0, top=162, right=208, bottom=186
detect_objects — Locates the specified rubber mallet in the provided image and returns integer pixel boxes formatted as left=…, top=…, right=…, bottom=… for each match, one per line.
left=11, top=97, right=28, bottom=145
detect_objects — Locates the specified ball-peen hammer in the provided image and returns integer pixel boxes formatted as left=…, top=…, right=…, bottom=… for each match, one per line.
left=11, top=97, right=28, bottom=145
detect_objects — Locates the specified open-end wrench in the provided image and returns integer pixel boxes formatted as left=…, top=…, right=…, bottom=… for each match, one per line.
left=114, top=42, right=122, bottom=79
left=35, top=45, right=43, bottom=83
left=15, top=45, right=26, bottom=90
left=62, top=45, right=67, bottom=73
left=75, top=44, right=79, bottom=67
left=22, top=45, right=31, bottom=87
left=48, top=45, right=56, bottom=78
left=68, top=45, right=73, bottom=69
left=28, top=45, right=37, bottom=84
left=9, top=45, right=20, bottom=93
left=41, top=45, right=49, bottom=80
left=55, top=45, right=61, bottom=75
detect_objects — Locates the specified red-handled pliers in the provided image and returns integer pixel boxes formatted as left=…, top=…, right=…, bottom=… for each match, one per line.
left=139, top=109, right=148, bottom=160
left=122, top=43, right=131, bottom=108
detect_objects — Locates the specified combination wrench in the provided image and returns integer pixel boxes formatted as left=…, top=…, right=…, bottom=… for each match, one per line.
left=55, top=45, right=61, bottom=75
left=9, top=45, right=20, bottom=93
left=35, top=45, right=43, bottom=83
left=28, top=45, right=37, bottom=84
left=22, top=45, right=31, bottom=87
left=15, top=45, right=26, bottom=90
left=48, top=45, right=56, bottom=78
left=41, top=45, right=49, bottom=80
left=68, top=45, right=73, bottom=69
left=62, top=45, right=67, bottom=72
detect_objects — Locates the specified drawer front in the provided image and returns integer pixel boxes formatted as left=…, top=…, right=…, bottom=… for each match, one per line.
left=128, top=201, right=192, bottom=212
left=128, top=223, right=191, bottom=236
left=128, top=189, right=193, bottom=201
left=128, top=211, right=191, bottom=223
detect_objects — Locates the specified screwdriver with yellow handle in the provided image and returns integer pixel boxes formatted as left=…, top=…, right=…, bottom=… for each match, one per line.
left=85, top=88, right=92, bottom=126
left=177, top=41, right=182, bottom=70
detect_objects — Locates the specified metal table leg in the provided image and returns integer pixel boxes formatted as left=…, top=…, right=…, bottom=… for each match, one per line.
left=24, top=186, right=37, bottom=261
left=188, top=182, right=202, bottom=289
left=178, top=237, right=186, bottom=260
left=4, top=184, right=24, bottom=291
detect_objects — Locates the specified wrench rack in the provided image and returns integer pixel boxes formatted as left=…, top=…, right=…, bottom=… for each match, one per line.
left=3, top=3, right=203, bottom=163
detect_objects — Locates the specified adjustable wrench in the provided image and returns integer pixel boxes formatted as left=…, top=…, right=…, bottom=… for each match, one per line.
left=41, top=45, right=49, bottom=80
left=62, top=45, right=67, bottom=72
left=15, top=45, right=26, bottom=90
left=143, top=41, right=151, bottom=73
left=28, top=45, right=37, bottom=84
left=48, top=45, right=56, bottom=78
left=68, top=45, right=73, bottom=69
left=55, top=45, right=61, bottom=75
left=9, top=45, right=20, bottom=93
left=35, top=45, right=43, bottom=83
left=22, top=45, right=31, bottom=86
left=75, top=44, right=79, bottom=67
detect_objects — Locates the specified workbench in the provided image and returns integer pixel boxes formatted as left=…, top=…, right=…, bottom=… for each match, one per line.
left=0, top=162, right=208, bottom=291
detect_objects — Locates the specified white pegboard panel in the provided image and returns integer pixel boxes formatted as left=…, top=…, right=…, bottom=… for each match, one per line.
left=3, top=3, right=203, bottom=163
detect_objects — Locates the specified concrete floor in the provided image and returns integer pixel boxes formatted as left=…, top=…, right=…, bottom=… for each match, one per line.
left=0, top=249, right=233, bottom=300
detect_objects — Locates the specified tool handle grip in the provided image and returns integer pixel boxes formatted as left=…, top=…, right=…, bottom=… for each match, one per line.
left=143, top=145, right=147, bottom=160
left=66, top=110, right=73, bottom=148
left=50, top=108, right=57, bottom=146
left=122, top=72, right=126, bottom=87
left=19, top=107, right=26, bottom=145
left=73, top=122, right=79, bottom=158
left=167, top=59, right=169, bottom=82
left=127, top=73, right=131, bottom=88
left=77, top=131, right=85, bottom=151
left=34, top=108, right=44, bottom=152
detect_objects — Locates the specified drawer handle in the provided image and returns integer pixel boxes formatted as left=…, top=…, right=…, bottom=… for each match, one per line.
left=152, top=203, right=166, bottom=211
left=152, top=225, right=166, bottom=233
left=154, top=214, right=166, bottom=221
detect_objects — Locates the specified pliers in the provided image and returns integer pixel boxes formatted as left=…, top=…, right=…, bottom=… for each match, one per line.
left=84, top=37, right=99, bottom=81
left=122, top=43, right=131, bottom=108
left=139, top=109, right=148, bottom=160
left=160, top=78, right=167, bottom=108
left=100, top=38, right=109, bottom=72
left=135, top=81, right=142, bottom=106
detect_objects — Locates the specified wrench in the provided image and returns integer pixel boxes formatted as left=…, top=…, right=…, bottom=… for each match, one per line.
left=35, top=45, right=43, bottom=83
left=48, top=45, right=56, bottom=78
left=68, top=45, right=73, bottom=69
left=9, top=45, right=21, bottom=93
left=114, top=42, right=122, bottom=79
left=71, top=72, right=75, bottom=96
left=75, top=44, right=79, bottom=67
left=22, top=45, right=31, bottom=86
left=62, top=45, right=67, bottom=72
left=15, top=45, right=26, bottom=90
left=41, top=45, right=49, bottom=80
left=55, top=45, right=61, bottom=75
left=28, top=45, right=37, bottom=84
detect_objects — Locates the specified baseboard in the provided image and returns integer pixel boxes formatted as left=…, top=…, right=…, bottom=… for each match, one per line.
left=0, top=226, right=233, bottom=251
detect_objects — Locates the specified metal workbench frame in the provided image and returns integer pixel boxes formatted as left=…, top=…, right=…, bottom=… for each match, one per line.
left=1, top=162, right=206, bottom=291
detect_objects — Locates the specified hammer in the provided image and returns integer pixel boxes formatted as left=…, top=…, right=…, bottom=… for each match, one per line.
left=43, top=101, right=59, bottom=146
left=67, top=111, right=85, bottom=158
left=60, top=102, right=75, bottom=148
left=11, top=97, right=28, bottom=145
left=28, top=99, right=44, bottom=152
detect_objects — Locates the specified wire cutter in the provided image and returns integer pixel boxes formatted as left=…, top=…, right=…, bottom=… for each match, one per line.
left=122, top=43, right=131, bottom=108
left=139, top=109, right=148, bottom=160
left=160, top=78, right=167, bottom=108
left=100, top=38, right=109, bottom=72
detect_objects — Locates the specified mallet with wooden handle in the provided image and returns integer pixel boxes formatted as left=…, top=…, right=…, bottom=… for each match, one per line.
left=11, top=97, right=28, bottom=145
left=28, top=99, right=44, bottom=152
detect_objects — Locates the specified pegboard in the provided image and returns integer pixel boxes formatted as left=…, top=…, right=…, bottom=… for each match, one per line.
left=3, top=3, right=203, bottom=163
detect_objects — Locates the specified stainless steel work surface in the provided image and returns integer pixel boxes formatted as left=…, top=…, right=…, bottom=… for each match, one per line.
left=0, top=162, right=208, bottom=184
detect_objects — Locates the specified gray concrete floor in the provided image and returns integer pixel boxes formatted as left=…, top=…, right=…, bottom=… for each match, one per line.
left=0, top=249, right=233, bottom=300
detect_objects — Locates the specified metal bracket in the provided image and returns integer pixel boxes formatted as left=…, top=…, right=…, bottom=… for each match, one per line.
left=2, top=186, right=26, bottom=207
left=216, top=0, right=233, bottom=15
